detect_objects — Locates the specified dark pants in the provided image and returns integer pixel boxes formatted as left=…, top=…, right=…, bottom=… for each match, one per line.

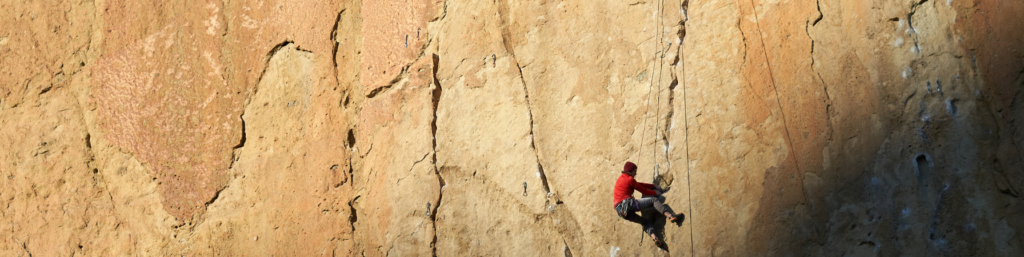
left=621, top=195, right=668, bottom=235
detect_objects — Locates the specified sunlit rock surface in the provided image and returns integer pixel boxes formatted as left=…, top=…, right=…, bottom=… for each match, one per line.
left=1, top=0, right=1022, bottom=255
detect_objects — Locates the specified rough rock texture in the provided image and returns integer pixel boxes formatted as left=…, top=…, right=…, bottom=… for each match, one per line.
left=2, top=0, right=1023, bottom=256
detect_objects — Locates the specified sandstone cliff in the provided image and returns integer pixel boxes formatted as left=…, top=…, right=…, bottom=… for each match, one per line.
left=2, top=0, right=1023, bottom=256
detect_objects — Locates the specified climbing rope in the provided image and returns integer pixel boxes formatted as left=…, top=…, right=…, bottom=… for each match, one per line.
left=746, top=0, right=802, bottom=175
left=634, top=0, right=697, bottom=254
left=679, top=1, right=696, bottom=256
left=635, top=0, right=668, bottom=247
left=637, top=0, right=668, bottom=183
left=652, top=0, right=667, bottom=187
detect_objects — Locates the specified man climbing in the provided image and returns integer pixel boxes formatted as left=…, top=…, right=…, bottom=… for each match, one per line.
left=613, top=161, right=683, bottom=247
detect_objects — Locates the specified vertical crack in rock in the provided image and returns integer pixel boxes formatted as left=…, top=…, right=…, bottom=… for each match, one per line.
left=496, top=0, right=552, bottom=196
left=804, top=8, right=831, bottom=239
left=492, top=4, right=577, bottom=251
left=348, top=195, right=360, bottom=233
left=659, top=41, right=677, bottom=181
left=812, top=0, right=823, bottom=26
left=346, top=127, right=358, bottom=190
left=21, top=241, right=32, bottom=257
left=562, top=238, right=574, bottom=257
left=663, top=77, right=677, bottom=168
left=331, top=9, right=344, bottom=73
left=737, top=18, right=750, bottom=73
left=429, top=53, right=445, bottom=257
left=498, top=0, right=553, bottom=196
left=661, top=12, right=687, bottom=172
left=516, top=62, right=552, bottom=196
left=805, top=9, right=833, bottom=166
left=649, top=0, right=670, bottom=182
left=907, top=0, right=929, bottom=57
left=494, top=0, right=551, bottom=194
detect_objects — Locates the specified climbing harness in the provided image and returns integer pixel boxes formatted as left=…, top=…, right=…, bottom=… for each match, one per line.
left=615, top=198, right=639, bottom=219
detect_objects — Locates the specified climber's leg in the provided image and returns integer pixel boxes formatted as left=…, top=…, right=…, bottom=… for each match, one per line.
left=636, top=195, right=669, bottom=215
left=638, top=195, right=683, bottom=222
left=623, top=212, right=655, bottom=235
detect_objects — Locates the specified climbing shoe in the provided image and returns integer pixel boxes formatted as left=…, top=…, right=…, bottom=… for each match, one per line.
left=668, top=213, right=684, bottom=223
left=651, top=234, right=664, bottom=247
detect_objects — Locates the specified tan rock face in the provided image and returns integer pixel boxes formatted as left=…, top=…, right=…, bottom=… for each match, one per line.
left=3, top=0, right=1024, bottom=256
left=93, top=9, right=234, bottom=221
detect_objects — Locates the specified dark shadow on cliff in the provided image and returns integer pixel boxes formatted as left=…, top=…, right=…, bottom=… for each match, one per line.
left=735, top=0, right=1024, bottom=255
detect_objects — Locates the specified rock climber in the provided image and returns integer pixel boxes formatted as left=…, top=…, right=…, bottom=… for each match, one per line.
left=613, top=161, right=683, bottom=247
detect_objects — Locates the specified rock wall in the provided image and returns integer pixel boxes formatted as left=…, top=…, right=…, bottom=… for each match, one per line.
left=2, top=0, right=1022, bottom=256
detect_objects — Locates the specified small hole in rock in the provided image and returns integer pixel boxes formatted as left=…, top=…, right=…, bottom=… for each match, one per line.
left=915, top=153, right=933, bottom=180
left=946, top=99, right=958, bottom=116
left=346, top=129, right=356, bottom=148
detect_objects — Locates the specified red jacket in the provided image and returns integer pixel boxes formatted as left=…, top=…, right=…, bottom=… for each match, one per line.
left=613, top=173, right=658, bottom=206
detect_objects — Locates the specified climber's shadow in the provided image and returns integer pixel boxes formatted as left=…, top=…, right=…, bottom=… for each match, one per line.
left=639, top=204, right=684, bottom=252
